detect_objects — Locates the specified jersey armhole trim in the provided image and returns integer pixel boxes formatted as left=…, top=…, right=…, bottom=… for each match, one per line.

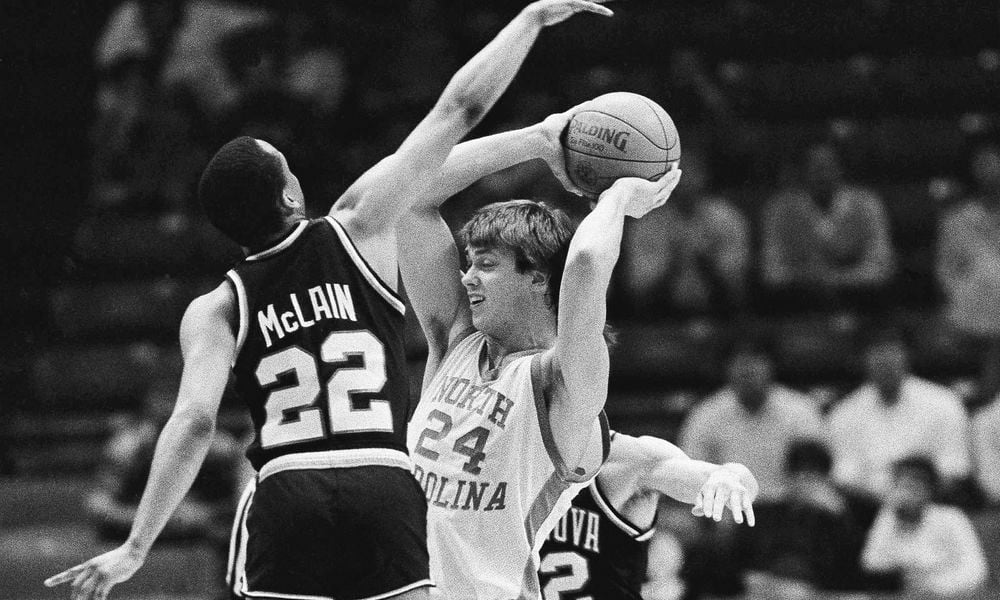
left=589, top=476, right=656, bottom=540
left=531, top=353, right=575, bottom=482
left=324, top=216, right=405, bottom=315
left=225, top=270, right=249, bottom=359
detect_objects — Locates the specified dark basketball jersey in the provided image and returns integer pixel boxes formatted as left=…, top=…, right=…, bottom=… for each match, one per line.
left=225, top=217, right=410, bottom=472
left=539, top=478, right=654, bottom=600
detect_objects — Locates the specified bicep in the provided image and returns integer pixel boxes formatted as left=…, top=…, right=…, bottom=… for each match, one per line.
left=397, top=210, right=472, bottom=363
left=173, top=292, right=237, bottom=421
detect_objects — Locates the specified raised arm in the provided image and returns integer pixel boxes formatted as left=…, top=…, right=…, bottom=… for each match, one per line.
left=600, top=433, right=757, bottom=527
left=540, top=171, right=682, bottom=471
left=45, top=285, right=237, bottom=600
left=398, top=113, right=579, bottom=373
left=331, top=0, right=612, bottom=287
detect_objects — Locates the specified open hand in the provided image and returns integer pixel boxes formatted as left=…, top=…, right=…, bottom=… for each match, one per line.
left=44, top=544, right=146, bottom=600
left=691, top=465, right=756, bottom=526
left=523, top=0, right=614, bottom=28
left=600, top=168, right=682, bottom=218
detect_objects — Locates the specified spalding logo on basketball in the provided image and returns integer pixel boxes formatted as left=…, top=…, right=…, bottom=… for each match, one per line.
left=562, top=92, right=681, bottom=197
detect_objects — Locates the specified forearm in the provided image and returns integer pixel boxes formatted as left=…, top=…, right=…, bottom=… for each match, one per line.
left=124, top=412, right=216, bottom=556
left=417, top=127, right=546, bottom=211
left=563, top=193, right=628, bottom=297
left=436, top=9, right=544, bottom=128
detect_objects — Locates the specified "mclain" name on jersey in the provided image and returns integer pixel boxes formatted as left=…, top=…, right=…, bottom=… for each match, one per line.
left=257, top=282, right=357, bottom=347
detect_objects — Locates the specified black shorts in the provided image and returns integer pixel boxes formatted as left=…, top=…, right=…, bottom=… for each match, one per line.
left=228, top=465, right=431, bottom=600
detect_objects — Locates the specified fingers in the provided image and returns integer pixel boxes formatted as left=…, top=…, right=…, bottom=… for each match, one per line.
left=711, top=486, right=727, bottom=522
left=45, top=564, right=87, bottom=587
left=74, top=569, right=110, bottom=600
left=743, top=493, right=756, bottom=527
left=71, top=567, right=92, bottom=600
left=728, top=490, right=744, bottom=525
left=691, top=491, right=706, bottom=517
left=571, top=0, right=614, bottom=17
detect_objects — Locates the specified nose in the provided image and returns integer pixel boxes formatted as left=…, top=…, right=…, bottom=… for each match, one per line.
left=461, top=267, right=478, bottom=288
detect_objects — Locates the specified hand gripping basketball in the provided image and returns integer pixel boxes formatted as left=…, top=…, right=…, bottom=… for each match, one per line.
left=600, top=168, right=682, bottom=219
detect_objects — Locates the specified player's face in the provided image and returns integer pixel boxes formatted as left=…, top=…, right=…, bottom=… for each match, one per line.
left=728, top=351, right=772, bottom=399
left=462, top=245, right=540, bottom=334
left=256, top=139, right=305, bottom=215
left=865, top=340, right=907, bottom=393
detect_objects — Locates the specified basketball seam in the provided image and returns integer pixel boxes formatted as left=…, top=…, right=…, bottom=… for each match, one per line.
left=636, top=96, right=679, bottom=161
left=565, top=147, right=670, bottom=163
left=576, top=110, right=669, bottom=151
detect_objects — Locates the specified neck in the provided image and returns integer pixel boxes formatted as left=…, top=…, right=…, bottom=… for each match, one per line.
left=482, top=319, right=556, bottom=367
left=246, top=219, right=303, bottom=254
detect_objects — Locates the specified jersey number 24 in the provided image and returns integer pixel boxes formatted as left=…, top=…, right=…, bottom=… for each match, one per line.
left=255, top=330, right=392, bottom=448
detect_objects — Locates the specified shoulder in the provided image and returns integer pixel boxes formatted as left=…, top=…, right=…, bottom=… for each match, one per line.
left=685, top=392, right=732, bottom=422
left=941, top=200, right=983, bottom=227
left=701, top=196, right=745, bottom=222
left=973, top=398, right=1000, bottom=431
left=905, top=377, right=965, bottom=413
left=180, top=283, right=237, bottom=345
left=829, top=387, right=873, bottom=421
left=929, top=504, right=972, bottom=526
left=771, top=386, right=819, bottom=412
left=763, top=188, right=806, bottom=212
left=839, top=184, right=884, bottom=209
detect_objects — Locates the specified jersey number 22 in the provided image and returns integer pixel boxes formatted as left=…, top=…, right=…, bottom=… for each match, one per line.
left=255, top=330, right=392, bottom=448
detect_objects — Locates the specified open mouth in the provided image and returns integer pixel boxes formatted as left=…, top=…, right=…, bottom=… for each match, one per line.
left=468, top=295, right=484, bottom=307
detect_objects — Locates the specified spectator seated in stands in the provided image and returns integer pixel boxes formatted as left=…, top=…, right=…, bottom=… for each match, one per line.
left=937, top=142, right=1000, bottom=402
left=861, top=455, right=988, bottom=598
left=741, top=439, right=884, bottom=595
left=760, top=141, right=895, bottom=313
left=85, top=375, right=242, bottom=545
left=829, top=329, right=974, bottom=503
left=678, top=340, right=824, bottom=504
left=973, top=394, right=1000, bottom=506
left=618, top=147, right=750, bottom=318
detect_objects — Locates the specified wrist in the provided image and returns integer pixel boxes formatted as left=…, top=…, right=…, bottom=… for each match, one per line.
left=124, top=536, right=151, bottom=560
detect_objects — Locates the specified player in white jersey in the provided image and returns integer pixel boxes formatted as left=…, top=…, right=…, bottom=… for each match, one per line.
left=400, top=109, right=683, bottom=599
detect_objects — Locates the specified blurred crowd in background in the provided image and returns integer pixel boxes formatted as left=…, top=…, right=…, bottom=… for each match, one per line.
left=4, top=1, right=1000, bottom=599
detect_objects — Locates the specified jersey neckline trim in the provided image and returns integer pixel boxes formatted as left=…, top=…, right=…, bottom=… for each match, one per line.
left=589, top=477, right=656, bottom=540
left=323, top=216, right=406, bottom=315
left=245, top=220, right=309, bottom=262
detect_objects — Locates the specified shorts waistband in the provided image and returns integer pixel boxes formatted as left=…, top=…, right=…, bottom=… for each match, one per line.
left=259, top=448, right=413, bottom=481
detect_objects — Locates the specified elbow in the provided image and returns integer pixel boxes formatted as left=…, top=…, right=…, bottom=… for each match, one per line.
left=436, top=91, right=487, bottom=131
left=173, top=407, right=217, bottom=439
left=567, top=245, right=617, bottom=280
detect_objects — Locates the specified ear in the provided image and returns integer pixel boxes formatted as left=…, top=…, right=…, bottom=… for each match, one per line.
left=529, top=269, right=549, bottom=292
left=280, top=193, right=301, bottom=215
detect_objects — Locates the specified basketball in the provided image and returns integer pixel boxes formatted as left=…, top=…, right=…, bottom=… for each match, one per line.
left=562, top=92, right=681, bottom=197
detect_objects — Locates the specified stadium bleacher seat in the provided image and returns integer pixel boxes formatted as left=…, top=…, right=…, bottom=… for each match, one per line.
left=48, top=279, right=208, bottom=341
left=71, top=213, right=240, bottom=279
left=30, top=342, right=180, bottom=412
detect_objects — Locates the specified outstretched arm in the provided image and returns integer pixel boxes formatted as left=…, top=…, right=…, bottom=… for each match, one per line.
left=332, top=0, right=612, bottom=287
left=540, top=171, right=682, bottom=472
left=44, top=285, right=237, bottom=600
left=398, top=112, right=579, bottom=374
left=599, top=433, right=757, bottom=527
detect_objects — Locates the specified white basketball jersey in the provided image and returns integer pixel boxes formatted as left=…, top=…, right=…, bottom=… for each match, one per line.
left=408, top=332, right=608, bottom=600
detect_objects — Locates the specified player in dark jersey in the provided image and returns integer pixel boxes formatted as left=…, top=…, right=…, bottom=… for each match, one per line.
left=539, top=432, right=759, bottom=600
left=45, top=3, right=613, bottom=599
